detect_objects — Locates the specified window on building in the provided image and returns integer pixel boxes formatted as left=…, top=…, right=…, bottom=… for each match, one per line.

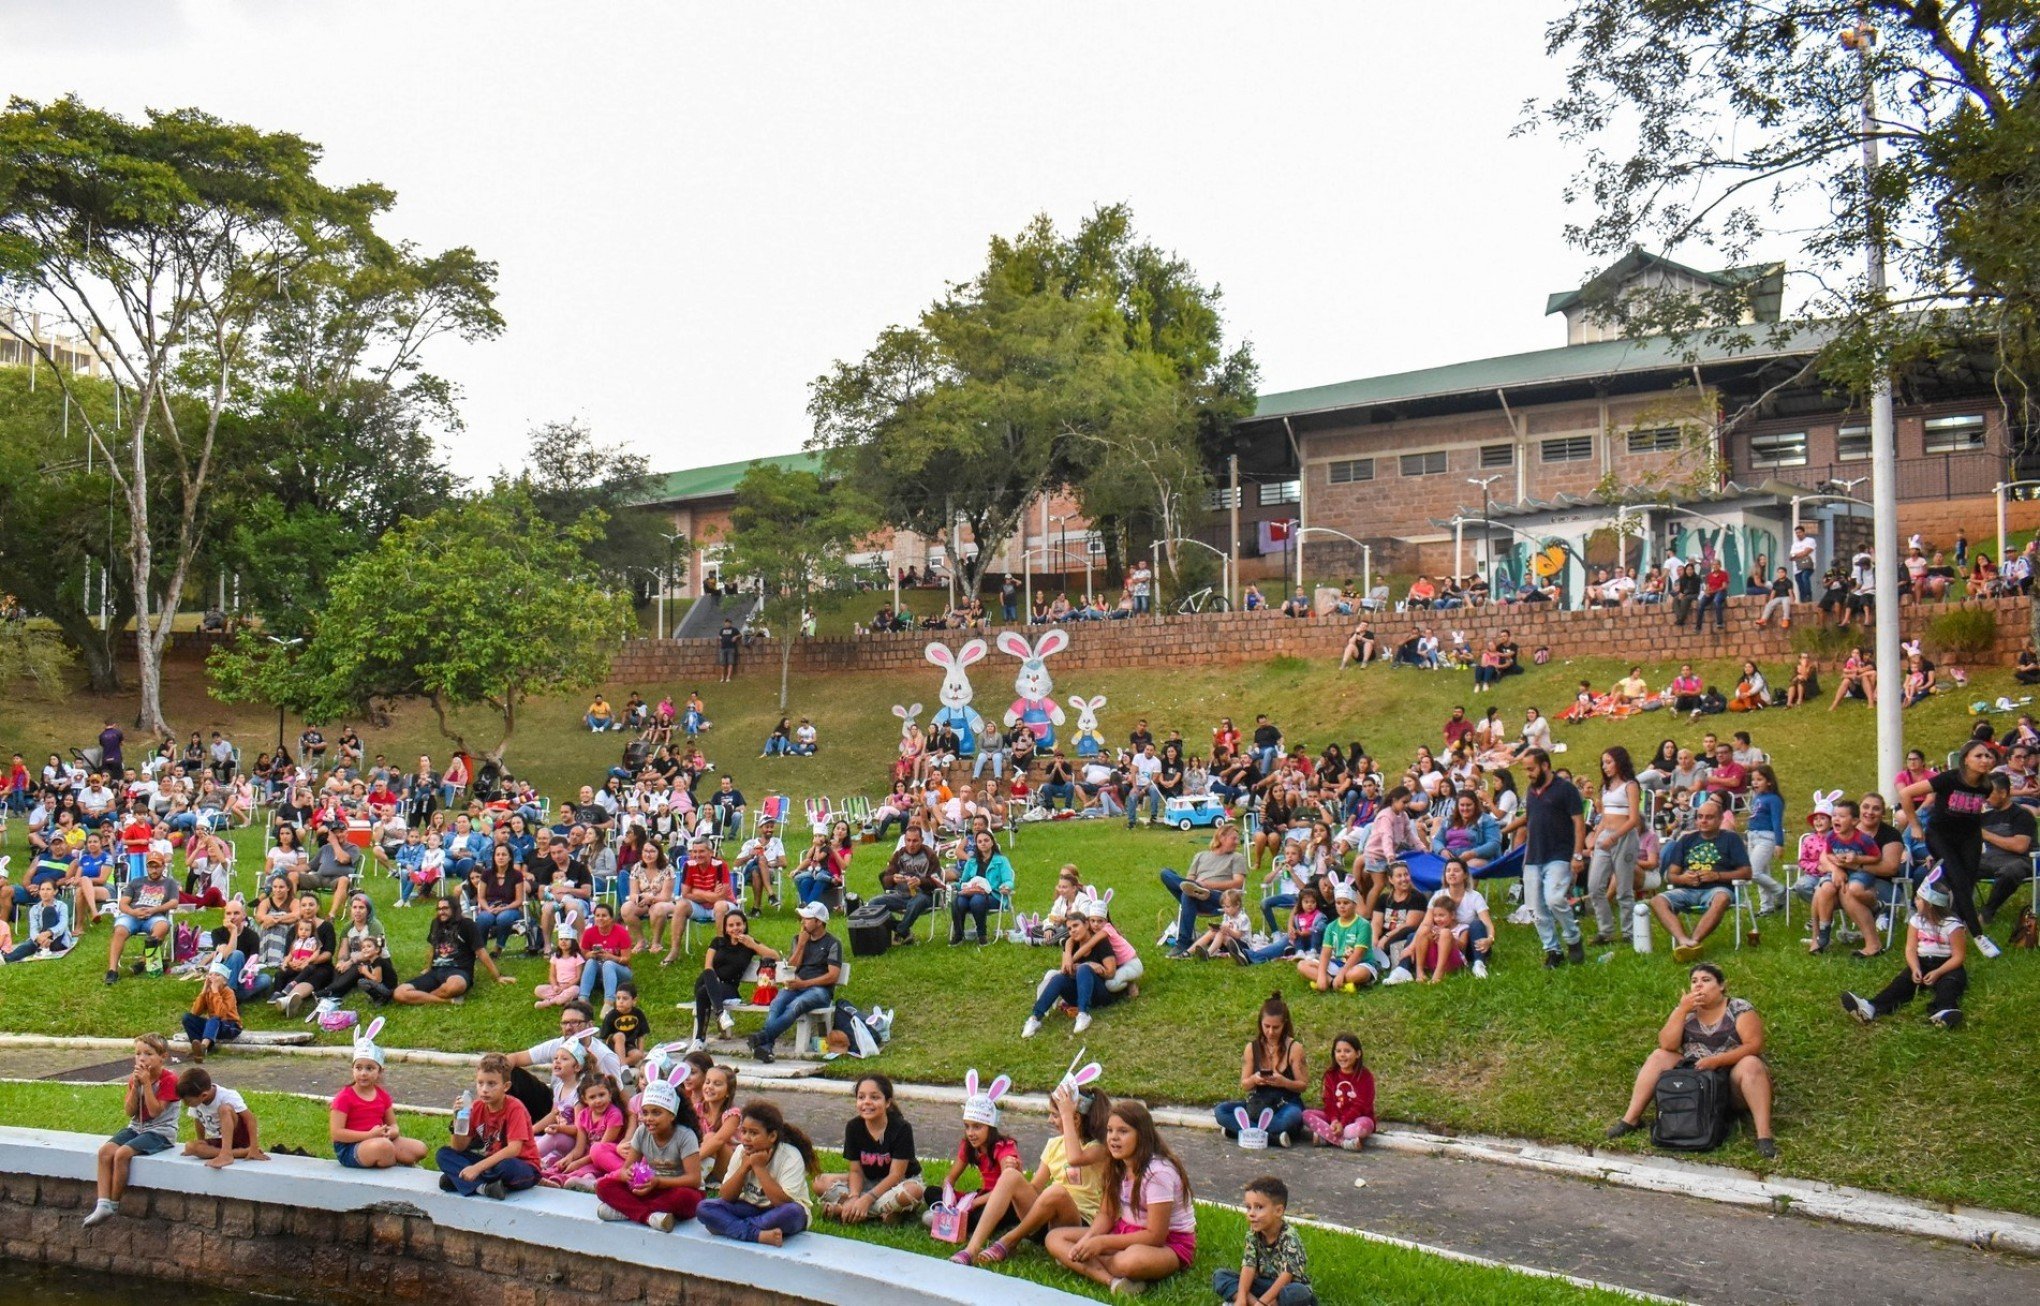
left=1540, top=436, right=1595, bottom=463
left=1836, top=424, right=1870, bottom=461
left=1747, top=431, right=1808, bottom=468
left=1086, top=537, right=1106, bottom=556
left=1399, top=450, right=1447, bottom=477
left=1327, top=458, right=1375, bottom=484
left=1258, top=479, right=1301, bottom=506
left=1924, top=414, right=1987, bottom=454
left=1204, top=486, right=1241, bottom=510
left=1479, top=443, right=1514, bottom=468
left=1626, top=427, right=1682, bottom=454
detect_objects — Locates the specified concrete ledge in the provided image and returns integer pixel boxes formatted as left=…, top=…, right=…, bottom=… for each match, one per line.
left=0, top=1127, right=1078, bottom=1306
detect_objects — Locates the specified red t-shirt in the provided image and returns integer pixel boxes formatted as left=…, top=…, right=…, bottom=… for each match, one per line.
left=681, top=857, right=729, bottom=898
left=365, top=790, right=397, bottom=814
left=134, top=1069, right=178, bottom=1124
left=331, top=1084, right=393, bottom=1135
left=121, top=820, right=153, bottom=854
left=467, top=1094, right=537, bottom=1162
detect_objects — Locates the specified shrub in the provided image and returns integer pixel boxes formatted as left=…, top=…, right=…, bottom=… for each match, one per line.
left=1790, top=624, right=1856, bottom=659
left=1926, top=606, right=1999, bottom=658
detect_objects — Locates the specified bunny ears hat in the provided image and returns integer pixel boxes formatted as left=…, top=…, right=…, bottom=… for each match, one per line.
left=352, top=1016, right=387, bottom=1067
left=961, top=1068, right=1011, bottom=1127
left=1058, top=1049, right=1103, bottom=1110
left=1807, top=788, right=1843, bottom=825
left=1077, top=885, right=1114, bottom=920
left=641, top=1063, right=693, bottom=1116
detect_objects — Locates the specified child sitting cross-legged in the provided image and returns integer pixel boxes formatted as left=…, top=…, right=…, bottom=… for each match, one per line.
left=1214, top=1175, right=1317, bottom=1305
left=1045, top=1100, right=1196, bottom=1296
left=544, top=1071, right=627, bottom=1188
left=815, top=1073, right=925, bottom=1226
left=697, top=1100, right=818, bottom=1246
left=181, top=963, right=242, bottom=1062
left=436, top=1052, right=540, bottom=1199
left=594, top=1064, right=704, bottom=1230
left=1186, top=888, right=1253, bottom=963
left=1842, top=870, right=1971, bottom=1029
left=176, top=1066, right=266, bottom=1168
left=329, top=1020, right=428, bottom=1169
left=1303, top=1033, right=1375, bottom=1151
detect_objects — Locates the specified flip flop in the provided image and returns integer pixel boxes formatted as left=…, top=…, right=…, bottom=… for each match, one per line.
left=975, top=1240, right=1009, bottom=1265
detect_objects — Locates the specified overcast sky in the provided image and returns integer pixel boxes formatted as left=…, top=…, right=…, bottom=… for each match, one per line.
left=16, top=0, right=1679, bottom=479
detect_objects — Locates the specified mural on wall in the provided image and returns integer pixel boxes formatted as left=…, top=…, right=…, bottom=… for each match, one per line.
left=1490, top=508, right=1783, bottom=606
left=1667, top=522, right=1781, bottom=583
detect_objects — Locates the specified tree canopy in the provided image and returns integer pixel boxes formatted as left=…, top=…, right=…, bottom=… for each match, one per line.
left=208, top=492, right=632, bottom=763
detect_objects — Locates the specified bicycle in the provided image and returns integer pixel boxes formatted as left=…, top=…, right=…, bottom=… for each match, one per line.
left=1175, top=587, right=1232, bottom=614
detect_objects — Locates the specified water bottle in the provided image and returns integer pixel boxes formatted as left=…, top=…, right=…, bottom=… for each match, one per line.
left=453, top=1090, right=472, bottom=1135
left=1631, top=902, right=1654, bottom=953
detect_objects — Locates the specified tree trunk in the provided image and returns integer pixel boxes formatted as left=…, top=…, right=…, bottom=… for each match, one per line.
left=779, top=628, right=793, bottom=712
left=46, top=608, right=123, bottom=693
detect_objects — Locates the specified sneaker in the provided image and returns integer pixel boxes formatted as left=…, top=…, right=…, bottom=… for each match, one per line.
left=1565, top=941, right=1585, bottom=966
left=439, top=1175, right=458, bottom=1192
left=1472, top=959, right=1488, bottom=980
left=893, top=932, right=916, bottom=947
left=751, top=1040, right=776, bottom=1065
left=104, top=969, right=118, bottom=986
left=596, top=1202, right=630, bottom=1222
left=1841, top=991, right=1875, bottom=1023
left=1976, top=934, right=2002, bottom=960
left=1381, top=967, right=1414, bottom=986
left=1072, top=1011, right=1092, bottom=1034
left=1928, top=1008, right=1964, bottom=1029
left=1022, top=1017, right=1041, bottom=1039
left=1274, top=1131, right=1292, bottom=1148
left=1754, top=1137, right=1778, bottom=1160
left=1108, top=1278, right=1149, bottom=1297
left=647, top=1212, right=676, bottom=1232
left=81, top=1199, right=118, bottom=1228
left=479, top=1180, right=508, bottom=1200
left=718, top=1011, right=735, bottom=1036
left=1874, top=912, right=1891, bottom=936
left=1166, top=948, right=1193, bottom=961
left=1543, top=951, right=1562, bottom=970
left=1340, top=1137, right=1362, bottom=1152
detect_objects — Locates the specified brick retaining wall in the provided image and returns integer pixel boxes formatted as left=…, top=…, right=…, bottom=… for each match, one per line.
left=607, top=594, right=2036, bottom=685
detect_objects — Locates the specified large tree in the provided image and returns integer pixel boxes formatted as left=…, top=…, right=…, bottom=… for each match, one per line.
left=0, top=96, right=446, bottom=731
left=498, top=419, right=667, bottom=585
left=810, top=205, right=1254, bottom=595
left=718, top=461, right=874, bottom=710
left=1528, top=3, right=2040, bottom=407
left=208, top=492, right=633, bottom=764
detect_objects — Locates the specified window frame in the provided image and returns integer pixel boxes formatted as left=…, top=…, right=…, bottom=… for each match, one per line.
left=1746, top=430, right=1809, bottom=469
left=1399, top=450, right=1448, bottom=477
left=1540, top=435, right=1595, bottom=463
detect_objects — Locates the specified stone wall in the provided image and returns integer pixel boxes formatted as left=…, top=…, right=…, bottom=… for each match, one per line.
left=607, top=594, right=2035, bottom=686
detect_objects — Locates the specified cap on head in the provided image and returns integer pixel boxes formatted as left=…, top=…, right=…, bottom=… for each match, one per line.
left=797, top=901, right=830, bottom=924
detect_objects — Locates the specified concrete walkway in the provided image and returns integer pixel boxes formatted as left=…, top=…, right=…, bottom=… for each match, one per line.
left=9, top=1046, right=2038, bottom=1305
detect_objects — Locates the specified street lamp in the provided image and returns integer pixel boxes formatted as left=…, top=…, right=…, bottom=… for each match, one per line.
left=265, top=635, right=302, bottom=750
left=1292, top=527, right=1371, bottom=606
left=1468, top=475, right=1504, bottom=582
left=1050, top=514, right=1087, bottom=603
left=658, top=531, right=687, bottom=639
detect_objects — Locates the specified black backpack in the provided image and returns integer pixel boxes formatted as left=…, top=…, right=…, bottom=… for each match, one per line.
left=1650, top=1066, right=1732, bottom=1150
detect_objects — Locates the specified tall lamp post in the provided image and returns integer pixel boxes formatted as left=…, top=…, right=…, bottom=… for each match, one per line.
left=658, top=531, right=687, bottom=639
left=1468, top=475, right=1503, bottom=583
left=265, top=635, right=302, bottom=750
left=1293, top=527, right=1372, bottom=605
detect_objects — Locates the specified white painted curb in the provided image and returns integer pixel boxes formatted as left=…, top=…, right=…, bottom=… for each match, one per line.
left=9, top=1032, right=2038, bottom=1259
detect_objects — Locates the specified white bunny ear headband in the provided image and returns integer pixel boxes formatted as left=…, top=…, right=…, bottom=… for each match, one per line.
left=641, top=1062, right=692, bottom=1115
left=352, top=1016, right=386, bottom=1067
left=1812, top=788, right=1843, bottom=816
left=1058, top=1049, right=1103, bottom=1109
left=1232, top=1107, right=1275, bottom=1150
left=1083, top=886, right=1113, bottom=920
left=961, top=1068, right=1012, bottom=1127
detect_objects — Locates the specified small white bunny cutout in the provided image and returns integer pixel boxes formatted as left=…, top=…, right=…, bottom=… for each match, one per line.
left=1233, top=1106, right=1274, bottom=1149
left=926, top=640, right=988, bottom=758
left=1067, top=694, right=1108, bottom=757
left=997, top=629, right=1068, bottom=747
left=353, top=1016, right=386, bottom=1067
left=961, top=1068, right=1011, bottom=1127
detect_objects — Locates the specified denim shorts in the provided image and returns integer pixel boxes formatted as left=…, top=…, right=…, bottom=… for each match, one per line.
left=1846, top=872, right=1906, bottom=906
left=334, top=1143, right=363, bottom=1168
left=1660, top=885, right=1730, bottom=914
left=110, top=1127, right=175, bottom=1156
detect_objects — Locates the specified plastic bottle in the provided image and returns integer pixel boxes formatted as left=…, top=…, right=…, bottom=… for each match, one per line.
left=453, top=1090, right=473, bottom=1135
left=1631, top=902, right=1654, bottom=953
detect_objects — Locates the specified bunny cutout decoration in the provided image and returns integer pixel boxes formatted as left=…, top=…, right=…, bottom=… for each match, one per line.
left=1233, top=1107, right=1274, bottom=1150
left=997, top=630, right=1068, bottom=746
left=1067, top=694, right=1108, bottom=757
left=353, top=1016, right=386, bottom=1067
left=961, top=1068, right=1012, bottom=1127
left=926, top=640, right=988, bottom=758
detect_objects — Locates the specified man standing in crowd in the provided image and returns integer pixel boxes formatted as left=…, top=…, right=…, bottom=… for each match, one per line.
left=1518, top=748, right=1585, bottom=969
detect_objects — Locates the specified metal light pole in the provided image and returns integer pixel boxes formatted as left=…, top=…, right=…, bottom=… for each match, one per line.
left=658, top=531, right=686, bottom=639
left=1469, top=475, right=1503, bottom=583
left=265, top=635, right=303, bottom=750
left=1846, top=15, right=1902, bottom=790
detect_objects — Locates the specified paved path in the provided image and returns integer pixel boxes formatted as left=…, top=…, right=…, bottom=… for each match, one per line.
left=10, top=1046, right=2037, bottom=1305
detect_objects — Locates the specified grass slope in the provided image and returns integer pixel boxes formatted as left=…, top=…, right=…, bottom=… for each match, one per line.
left=0, top=1082, right=1626, bottom=1305
left=2, top=643, right=2038, bottom=1217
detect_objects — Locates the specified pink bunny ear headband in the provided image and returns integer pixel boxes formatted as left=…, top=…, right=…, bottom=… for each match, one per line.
left=962, top=1068, right=1011, bottom=1127
left=1058, top=1049, right=1102, bottom=1109
left=640, top=1062, right=693, bottom=1115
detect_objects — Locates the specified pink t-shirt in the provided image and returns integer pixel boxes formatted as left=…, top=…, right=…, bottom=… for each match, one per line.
left=574, top=1102, right=624, bottom=1141
left=1119, top=1160, right=1196, bottom=1234
left=580, top=923, right=632, bottom=958
left=331, top=1084, right=392, bottom=1135
left=1099, top=922, right=1136, bottom=965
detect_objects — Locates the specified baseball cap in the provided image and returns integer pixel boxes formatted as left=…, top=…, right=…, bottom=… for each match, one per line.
left=796, top=902, right=830, bottom=923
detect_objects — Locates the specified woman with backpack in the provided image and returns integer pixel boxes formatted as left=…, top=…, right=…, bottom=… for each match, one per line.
left=1603, top=962, right=1776, bottom=1159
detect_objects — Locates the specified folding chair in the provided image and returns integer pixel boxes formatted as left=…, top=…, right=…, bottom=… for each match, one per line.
left=805, top=797, right=832, bottom=836
left=756, top=794, right=791, bottom=835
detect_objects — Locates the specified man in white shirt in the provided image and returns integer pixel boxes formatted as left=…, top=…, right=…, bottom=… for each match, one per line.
left=77, top=776, right=117, bottom=827
left=1789, top=525, right=1818, bottom=601
left=1662, top=553, right=1686, bottom=586
left=1604, top=568, right=1637, bottom=607
left=938, top=785, right=980, bottom=832
left=1126, top=745, right=1163, bottom=828
left=736, top=818, right=786, bottom=912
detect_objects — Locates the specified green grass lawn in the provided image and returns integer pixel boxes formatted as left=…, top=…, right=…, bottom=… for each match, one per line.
left=3, top=645, right=2039, bottom=1218
left=0, top=1082, right=1625, bottom=1306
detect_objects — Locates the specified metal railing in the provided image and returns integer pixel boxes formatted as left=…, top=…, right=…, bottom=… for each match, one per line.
left=1744, top=454, right=2003, bottom=500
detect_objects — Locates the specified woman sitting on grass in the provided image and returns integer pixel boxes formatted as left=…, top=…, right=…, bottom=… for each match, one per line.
left=1214, top=993, right=1308, bottom=1148
left=1606, top=962, right=1777, bottom=1159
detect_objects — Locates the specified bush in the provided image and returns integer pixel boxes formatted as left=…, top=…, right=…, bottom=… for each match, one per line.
left=1790, top=624, right=1856, bottom=659
left=1926, top=605, right=2000, bottom=657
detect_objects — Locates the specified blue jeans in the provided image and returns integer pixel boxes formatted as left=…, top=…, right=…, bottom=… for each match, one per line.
left=181, top=1013, right=241, bottom=1046
left=951, top=891, right=996, bottom=940
left=474, top=908, right=519, bottom=951
left=1134, top=595, right=1150, bottom=615
left=1524, top=859, right=1579, bottom=952
left=1260, top=893, right=1296, bottom=934
left=794, top=871, right=836, bottom=907
left=1127, top=788, right=1161, bottom=826
left=972, top=751, right=1005, bottom=780
left=1214, top=1269, right=1318, bottom=1305
left=1254, top=745, right=1280, bottom=773
left=698, top=1198, right=808, bottom=1242
left=1032, top=965, right=1110, bottom=1016
left=1159, top=869, right=1225, bottom=947
left=1002, top=602, right=1018, bottom=622
left=1038, top=781, right=1074, bottom=811
left=1795, top=567, right=1814, bottom=601
left=435, top=1147, right=539, bottom=1196
left=578, top=959, right=632, bottom=1005
left=757, top=985, right=831, bottom=1048
left=1214, top=1098, right=1306, bottom=1146
left=764, top=736, right=790, bottom=756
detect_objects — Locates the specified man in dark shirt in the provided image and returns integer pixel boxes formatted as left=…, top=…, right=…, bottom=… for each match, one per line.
left=709, top=776, right=746, bottom=838
left=1651, top=799, right=1751, bottom=960
left=868, top=827, right=942, bottom=943
left=717, top=619, right=739, bottom=683
left=1980, top=774, right=2037, bottom=925
left=1128, top=719, right=1154, bottom=753
left=1442, top=706, right=1473, bottom=750
left=750, top=902, right=843, bottom=1062
left=1251, top=715, right=1282, bottom=774
left=531, top=840, right=591, bottom=953
left=1038, top=752, right=1076, bottom=812
left=1519, top=748, right=1586, bottom=968
left=97, top=720, right=124, bottom=774
left=1495, top=633, right=1522, bottom=676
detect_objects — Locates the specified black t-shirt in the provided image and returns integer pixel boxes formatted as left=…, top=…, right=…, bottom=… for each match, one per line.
left=476, top=864, right=521, bottom=909
left=429, top=918, right=481, bottom=971
left=1252, top=725, right=1281, bottom=750
left=1981, top=802, right=2036, bottom=870
left=1523, top=777, right=1583, bottom=864
left=600, top=1007, right=650, bottom=1050
left=1496, top=641, right=1520, bottom=668
left=790, top=930, right=843, bottom=985
left=843, top=1114, right=921, bottom=1183
left=209, top=924, right=260, bottom=956
left=1378, top=889, right=1427, bottom=937
left=1129, top=730, right=1153, bottom=752
left=1071, top=934, right=1115, bottom=971
left=706, top=936, right=756, bottom=985
left=718, top=624, right=738, bottom=650
left=1928, top=770, right=1991, bottom=847
left=1158, top=761, right=1184, bottom=796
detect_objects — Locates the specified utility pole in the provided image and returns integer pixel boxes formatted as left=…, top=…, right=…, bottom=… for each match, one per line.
left=1846, top=14, right=1902, bottom=790
left=1228, top=454, right=1241, bottom=608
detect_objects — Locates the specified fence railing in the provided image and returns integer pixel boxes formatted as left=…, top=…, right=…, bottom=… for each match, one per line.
left=1743, top=454, right=2004, bottom=501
